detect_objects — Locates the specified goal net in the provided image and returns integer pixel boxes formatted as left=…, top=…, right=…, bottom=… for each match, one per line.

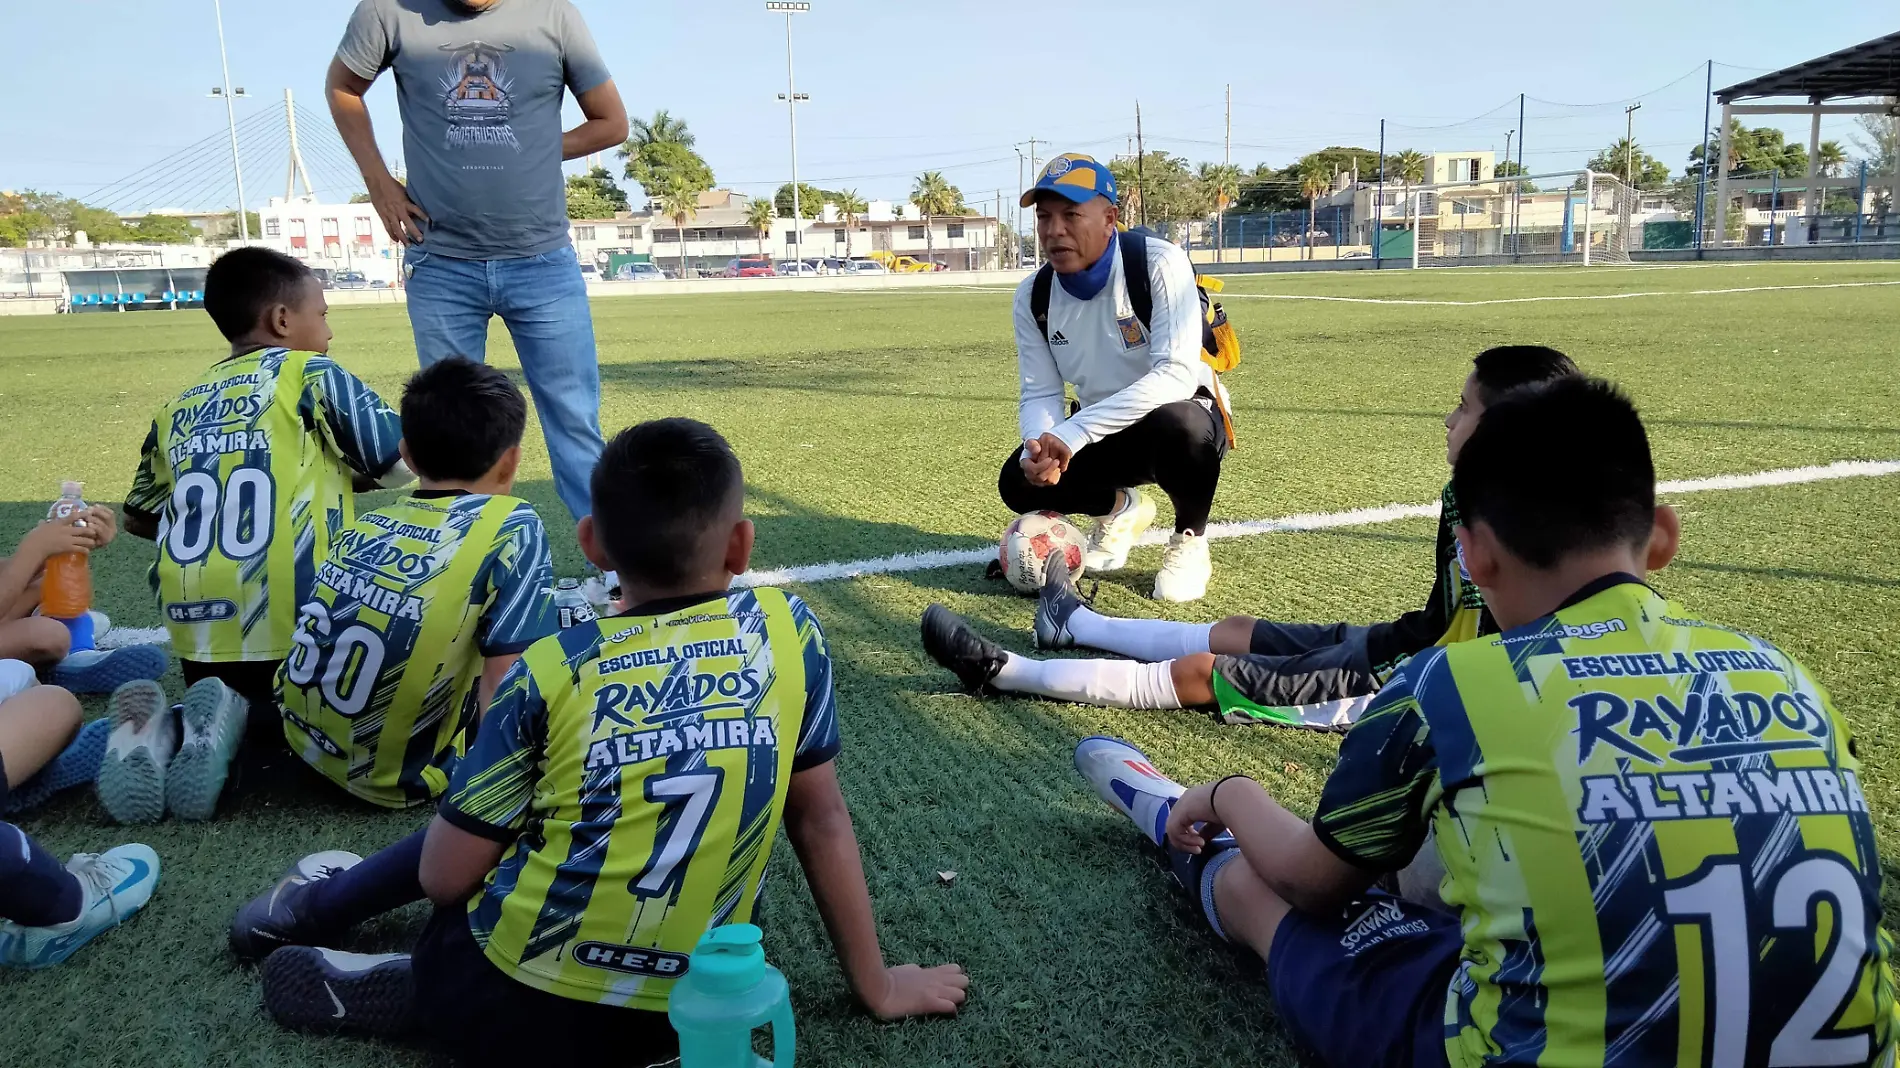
left=1373, top=170, right=1634, bottom=266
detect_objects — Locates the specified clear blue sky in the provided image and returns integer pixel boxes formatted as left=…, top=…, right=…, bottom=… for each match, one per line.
left=2, top=1, right=1892, bottom=215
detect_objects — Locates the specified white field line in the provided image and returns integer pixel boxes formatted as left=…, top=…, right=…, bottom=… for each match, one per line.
left=1221, top=279, right=1900, bottom=307
left=94, top=458, right=1900, bottom=648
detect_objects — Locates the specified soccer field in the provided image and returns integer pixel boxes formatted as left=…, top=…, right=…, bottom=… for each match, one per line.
left=2, top=260, right=1898, bottom=1066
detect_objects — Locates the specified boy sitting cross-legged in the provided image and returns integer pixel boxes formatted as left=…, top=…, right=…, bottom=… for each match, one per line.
left=109, top=246, right=410, bottom=823
left=230, top=419, right=967, bottom=1064
left=276, top=356, right=557, bottom=809
left=924, top=345, right=1578, bottom=730
left=1073, top=377, right=1896, bottom=1067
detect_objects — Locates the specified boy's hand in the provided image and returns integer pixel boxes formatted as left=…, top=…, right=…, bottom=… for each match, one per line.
left=81, top=505, right=117, bottom=548
left=1165, top=781, right=1226, bottom=855
left=865, top=962, right=969, bottom=1020
left=18, top=515, right=94, bottom=566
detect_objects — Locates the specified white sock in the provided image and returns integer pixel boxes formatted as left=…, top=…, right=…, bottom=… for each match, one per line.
left=1066, top=606, right=1213, bottom=662
left=991, top=653, right=1182, bottom=709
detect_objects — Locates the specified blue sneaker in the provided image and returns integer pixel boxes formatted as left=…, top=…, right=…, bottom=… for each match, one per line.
left=1073, top=736, right=1184, bottom=848
left=50, top=644, right=168, bottom=695
left=0, top=719, right=110, bottom=816
left=0, top=844, right=160, bottom=968
left=166, top=678, right=247, bottom=821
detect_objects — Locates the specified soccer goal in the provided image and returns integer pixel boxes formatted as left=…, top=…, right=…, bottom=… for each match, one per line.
left=1372, top=170, right=1635, bottom=266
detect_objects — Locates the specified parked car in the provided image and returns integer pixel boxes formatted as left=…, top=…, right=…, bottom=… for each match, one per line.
left=578, top=263, right=601, bottom=282
left=776, top=260, right=819, bottom=277
left=843, top=259, right=888, bottom=274
left=805, top=258, right=844, bottom=275
left=724, top=257, right=776, bottom=278
left=615, top=262, right=668, bottom=282
left=332, top=270, right=369, bottom=290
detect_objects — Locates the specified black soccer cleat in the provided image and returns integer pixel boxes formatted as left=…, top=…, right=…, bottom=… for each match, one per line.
left=229, top=850, right=362, bottom=962
left=1033, top=552, right=1087, bottom=651
left=261, top=945, right=416, bottom=1037
left=921, top=604, right=1008, bottom=694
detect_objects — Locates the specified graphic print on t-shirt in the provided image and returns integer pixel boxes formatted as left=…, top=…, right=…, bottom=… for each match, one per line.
left=438, top=41, right=520, bottom=152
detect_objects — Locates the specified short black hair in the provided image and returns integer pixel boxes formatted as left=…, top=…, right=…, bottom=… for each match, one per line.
left=591, top=419, right=743, bottom=586
left=399, top=358, right=527, bottom=481
left=1453, top=376, right=1655, bottom=569
left=1470, top=345, right=1579, bottom=405
left=203, top=247, right=316, bottom=341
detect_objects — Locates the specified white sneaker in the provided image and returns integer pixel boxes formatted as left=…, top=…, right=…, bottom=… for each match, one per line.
left=96, top=681, right=178, bottom=824
left=1073, top=736, right=1183, bottom=848
left=0, top=844, right=161, bottom=969
left=0, top=659, right=35, bottom=703
left=1153, top=533, right=1211, bottom=602
left=1084, top=489, right=1156, bottom=572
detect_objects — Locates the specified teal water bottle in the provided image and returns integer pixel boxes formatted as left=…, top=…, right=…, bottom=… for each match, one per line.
left=669, top=924, right=795, bottom=1068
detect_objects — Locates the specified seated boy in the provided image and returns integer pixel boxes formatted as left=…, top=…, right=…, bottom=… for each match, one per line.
left=230, top=419, right=966, bottom=1062
left=277, top=356, right=556, bottom=808
left=112, top=246, right=409, bottom=823
left=0, top=507, right=166, bottom=694
left=923, top=345, right=1577, bottom=729
left=1073, top=376, right=1896, bottom=1067
left=0, top=683, right=159, bottom=968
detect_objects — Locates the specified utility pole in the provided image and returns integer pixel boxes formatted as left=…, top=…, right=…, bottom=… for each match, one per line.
left=768, top=2, right=810, bottom=253
left=210, top=0, right=250, bottom=241
left=1221, top=83, right=1231, bottom=263
left=1134, top=101, right=1145, bottom=228
left=1020, top=138, right=1043, bottom=264
left=1515, top=92, right=1526, bottom=253
left=1624, top=103, right=1642, bottom=185
left=1374, top=118, right=1385, bottom=267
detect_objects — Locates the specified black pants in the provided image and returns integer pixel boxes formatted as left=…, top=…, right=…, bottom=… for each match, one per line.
left=412, top=906, right=680, bottom=1067
left=1210, top=620, right=1379, bottom=712
left=998, top=395, right=1227, bottom=534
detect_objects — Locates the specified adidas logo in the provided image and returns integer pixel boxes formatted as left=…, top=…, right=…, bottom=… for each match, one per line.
left=1049, top=331, right=1069, bottom=346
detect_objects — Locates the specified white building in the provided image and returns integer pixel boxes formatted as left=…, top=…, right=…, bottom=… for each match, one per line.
left=255, top=196, right=402, bottom=283
left=621, top=189, right=1003, bottom=276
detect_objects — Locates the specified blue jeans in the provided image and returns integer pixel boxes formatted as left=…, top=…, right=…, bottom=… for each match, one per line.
left=403, top=245, right=606, bottom=521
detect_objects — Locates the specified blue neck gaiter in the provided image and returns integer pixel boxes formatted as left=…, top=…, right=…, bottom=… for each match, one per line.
left=1057, top=235, right=1116, bottom=300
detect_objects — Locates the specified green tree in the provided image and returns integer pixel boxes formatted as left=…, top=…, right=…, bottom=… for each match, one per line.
left=566, top=166, right=629, bottom=219
left=1108, top=152, right=1200, bottom=227
left=349, top=192, right=372, bottom=204
left=203, top=211, right=259, bottom=242
left=745, top=197, right=776, bottom=256
left=1687, top=121, right=1808, bottom=180
left=657, top=178, right=701, bottom=278
left=0, top=211, right=54, bottom=247
left=620, top=113, right=714, bottom=205
left=772, top=182, right=827, bottom=219
left=625, top=110, right=694, bottom=150
left=910, top=170, right=964, bottom=261
left=1196, top=162, right=1242, bottom=258
left=1586, top=138, right=1670, bottom=189
left=1493, top=159, right=1538, bottom=193
left=834, top=188, right=868, bottom=257
left=1298, top=159, right=1331, bottom=260
left=128, top=214, right=198, bottom=244
left=1815, top=140, right=1847, bottom=177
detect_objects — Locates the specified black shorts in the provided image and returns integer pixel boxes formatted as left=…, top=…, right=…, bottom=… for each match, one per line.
left=1208, top=621, right=1379, bottom=729
left=412, top=906, right=680, bottom=1067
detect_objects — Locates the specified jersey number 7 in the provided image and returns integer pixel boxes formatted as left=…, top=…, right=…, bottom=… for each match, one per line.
left=631, top=768, right=726, bottom=899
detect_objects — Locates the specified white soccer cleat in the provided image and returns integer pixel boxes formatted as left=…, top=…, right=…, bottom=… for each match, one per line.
left=1153, top=532, right=1211, bottom=603
left=96, top=681, right=179, bottom=825
left=1074, top=736, right=1184, bottom=848
left=1084, top=488, right=1156, bottom=573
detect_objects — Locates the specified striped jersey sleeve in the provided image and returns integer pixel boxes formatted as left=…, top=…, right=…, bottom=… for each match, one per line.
left=477, top=502, right=557, bottom=656
left=300, top=355, right=402, bottom=477
left=1311, top=650, right=1443, bottom=870
left=788, top=594, right=840, bottom=771
left=124, top=419, right=171, bottom=515
left=440, top=657, right=548, bottom=841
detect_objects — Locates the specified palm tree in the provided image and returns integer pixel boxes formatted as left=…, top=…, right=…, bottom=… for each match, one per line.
left=1196, top=162, right=1242, bottom=262
left=745, top=197, right=776, bottom=257
left=1298, top=160, right=1331, bottom=261
left=835, top=188, right=868, bottom=257
left=1392, top=148, right=1427, bottom=207
left=624, top=110, right=694, bottom=153
left=911, top=171, right=958, bottom=265
left=659, top=179, right=701, bottom=278
left=1817, top=140, right=1847, bottom=177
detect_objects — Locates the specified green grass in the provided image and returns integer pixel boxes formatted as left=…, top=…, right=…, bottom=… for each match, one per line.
left=1, top=260, right=1898, bottom=1066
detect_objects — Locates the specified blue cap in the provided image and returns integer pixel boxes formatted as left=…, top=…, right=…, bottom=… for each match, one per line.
left=1021, top=153, right=1117, bottom=208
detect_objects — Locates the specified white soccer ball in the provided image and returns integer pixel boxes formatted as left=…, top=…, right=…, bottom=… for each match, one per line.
left=999, top=510, right=1087, bottom=593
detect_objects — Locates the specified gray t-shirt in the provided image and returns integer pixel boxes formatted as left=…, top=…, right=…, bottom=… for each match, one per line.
left=337, top=0, right=611, bottom=261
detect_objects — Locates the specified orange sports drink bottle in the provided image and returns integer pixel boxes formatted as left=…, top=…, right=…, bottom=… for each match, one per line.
left=41, top=481, right=92, bottom=619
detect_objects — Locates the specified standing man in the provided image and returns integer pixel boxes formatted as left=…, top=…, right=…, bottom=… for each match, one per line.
left=1004, top=153, right=1229, bottom=602
left=327, top=0, right=628, bottom=529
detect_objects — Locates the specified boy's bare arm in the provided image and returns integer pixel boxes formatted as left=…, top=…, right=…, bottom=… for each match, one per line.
left=418, top=814, right=507, bottom=907
left=782, top=761, right=968, bottom=1020
left=476, top=654, right=520, bottom=721
left=1167, top=777, right=1375, bottom=916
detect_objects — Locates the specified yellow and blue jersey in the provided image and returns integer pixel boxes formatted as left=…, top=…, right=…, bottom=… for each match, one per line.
left=277, top=490, right=556, bottom=808
left=440, top=586, right=840, bottom=1009
left=1315, top=575, right=1896, bottom=1068
left=125, top=347, right=402, bottom=663
left=1364, top=481, right=1496, bottom=680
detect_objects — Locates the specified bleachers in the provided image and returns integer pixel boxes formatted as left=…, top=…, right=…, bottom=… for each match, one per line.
left=62, top=268, right=207, bottom=313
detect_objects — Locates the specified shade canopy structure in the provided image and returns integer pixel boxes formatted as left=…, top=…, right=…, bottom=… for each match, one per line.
left=1708, top=32, right=1900, bottom=243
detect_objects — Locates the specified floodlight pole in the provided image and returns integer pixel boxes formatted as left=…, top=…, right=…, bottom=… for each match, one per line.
left=212, top=0, right=250, bottom=242
left=768, top=2, right=810, bottom=253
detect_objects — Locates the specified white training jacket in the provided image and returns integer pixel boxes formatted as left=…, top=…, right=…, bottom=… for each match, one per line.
left=1012, top=234, right=1220, bottom=456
